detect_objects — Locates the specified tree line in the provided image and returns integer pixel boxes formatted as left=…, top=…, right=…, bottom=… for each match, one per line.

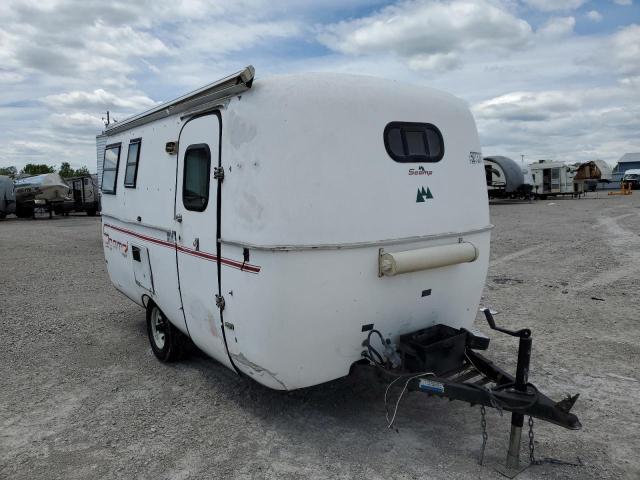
left=0, top=162, right=90, bottom=179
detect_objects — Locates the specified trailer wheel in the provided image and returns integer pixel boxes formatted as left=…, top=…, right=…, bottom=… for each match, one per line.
left=146, top=303, right=188, bottom=362
left=86, top=209, right=97, bottom=216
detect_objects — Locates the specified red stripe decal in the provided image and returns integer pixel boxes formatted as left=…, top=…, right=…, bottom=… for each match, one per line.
left=103, top=223, right=261, bottom=274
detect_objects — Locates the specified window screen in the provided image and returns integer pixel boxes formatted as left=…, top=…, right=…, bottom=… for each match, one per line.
left=124, top=139, right=141, bottom=188
left=384, top=122, right=444, bottom=163
left=182, top=144, right=211, bottom=212
left=102, top=144, right=121, bottom=194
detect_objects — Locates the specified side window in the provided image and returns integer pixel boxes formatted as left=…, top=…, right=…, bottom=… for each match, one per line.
left=182, top=144, right=211, bottom=212
left=384, top=122, right=444, bottom=163
left=102, top=144, right=121, bottom=194
left=124, top=139, right=141, bottom=188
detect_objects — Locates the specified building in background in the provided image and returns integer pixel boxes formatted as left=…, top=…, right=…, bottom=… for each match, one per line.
left=613, top=153, right=640, bottom=175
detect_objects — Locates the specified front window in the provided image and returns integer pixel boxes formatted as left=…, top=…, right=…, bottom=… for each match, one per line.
left=124, top=139, right=141, bottom=188
left=102, top=144, right=121, bottom=194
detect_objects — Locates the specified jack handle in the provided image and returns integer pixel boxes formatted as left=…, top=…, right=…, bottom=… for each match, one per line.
left=482, top=308, right=531, bottom=339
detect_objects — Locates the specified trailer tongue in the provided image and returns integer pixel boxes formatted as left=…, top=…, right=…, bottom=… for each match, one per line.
left=365, top=309, right=581, bottom=474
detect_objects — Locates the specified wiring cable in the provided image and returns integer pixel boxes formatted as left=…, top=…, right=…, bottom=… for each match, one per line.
left=363, top=329, right=386, bottom=367
left=384, top=371, right=435, bottom=429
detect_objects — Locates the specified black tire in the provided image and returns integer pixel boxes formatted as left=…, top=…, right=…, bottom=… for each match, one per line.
left=146, top=303, right=188, bottom=362
left=16, top=206, right=32, bottom=218
left=86, top=209, right=96, bottom=216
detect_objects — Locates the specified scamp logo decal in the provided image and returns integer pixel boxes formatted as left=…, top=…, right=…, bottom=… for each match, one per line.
left=103, top=229, right=129, bottom=256
left=416, top=186, right=434, bottom=203
left=409, top=166, right=433, bottom=176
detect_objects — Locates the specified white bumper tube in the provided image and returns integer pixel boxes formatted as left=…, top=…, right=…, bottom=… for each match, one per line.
left=379, top=242, right=478, bottom=277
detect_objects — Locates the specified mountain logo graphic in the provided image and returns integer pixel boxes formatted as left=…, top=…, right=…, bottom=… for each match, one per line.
left=416, top=186, right=434, bottom=203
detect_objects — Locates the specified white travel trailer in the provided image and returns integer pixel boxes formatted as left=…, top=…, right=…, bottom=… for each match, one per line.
left=55, top=174, right=100, bottom=216
left=529, top=160, right=581, bottom=198
left=100, top=68, right=580, bottom=462
left=101, top=67, right=490, bottom=389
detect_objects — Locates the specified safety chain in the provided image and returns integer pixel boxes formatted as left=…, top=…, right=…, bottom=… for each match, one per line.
left=528, top=416, right=536, bottom=465
left=479, top=406, right=488, bottom=465
left=527, top=415, right=584, bottom=468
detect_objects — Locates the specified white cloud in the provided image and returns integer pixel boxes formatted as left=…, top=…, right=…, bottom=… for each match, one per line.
left=522, top=0, right=587, bottom=11
left=184, top=21, right=301, bottom=56
left=474, top=84, right=640, bottom=163
left=475, top=90, right=582, bottom=121
left=42, top=89, right=157, bottom=111
left=537, top=16, right=576, bottom=37
left=318, top=0, right=532, bottom=71
left=49, top=112, right=106, bottom=132
left=586, top=10, right=603, bottom=22
left=610, top=24, right=640, bottom=75
left=612, top=0, right=632, bottom=6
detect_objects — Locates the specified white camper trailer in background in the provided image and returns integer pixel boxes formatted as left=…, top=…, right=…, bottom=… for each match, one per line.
left=529, top=160, right=582, bottom=198
left=0, top=175, right=16, bottom=219
left=99, top=68, right=581, bottom=458
left=54, top=175, right=100, bottom=216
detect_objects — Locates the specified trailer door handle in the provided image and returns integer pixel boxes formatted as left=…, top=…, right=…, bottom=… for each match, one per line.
left=193, top=237, right=199, bottom=251
left=174, top=214, right=182, bottom=223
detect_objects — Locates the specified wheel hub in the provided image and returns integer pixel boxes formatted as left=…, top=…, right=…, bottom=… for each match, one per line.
left=150, top=307, right=166, bottom=349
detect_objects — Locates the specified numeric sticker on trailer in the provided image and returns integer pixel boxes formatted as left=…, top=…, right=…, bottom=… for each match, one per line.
left=419, top=378, right=445, bottom=394
left=469, top=151, right=483, bottom=165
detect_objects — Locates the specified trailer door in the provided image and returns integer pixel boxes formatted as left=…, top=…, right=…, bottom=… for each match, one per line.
left=175, top=112, right=232, bottom=368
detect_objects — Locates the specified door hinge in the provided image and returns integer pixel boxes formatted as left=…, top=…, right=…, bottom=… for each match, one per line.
left=215, top=294, right=225, bottom=311
left=213, top=166, right=224, bottom=182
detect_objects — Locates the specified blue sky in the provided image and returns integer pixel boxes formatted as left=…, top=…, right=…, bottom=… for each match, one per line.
left=0, top=0, right=638, bottom=171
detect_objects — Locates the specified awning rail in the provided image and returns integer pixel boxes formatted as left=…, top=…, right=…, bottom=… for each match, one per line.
left=104, top=65, right=255, bottom=135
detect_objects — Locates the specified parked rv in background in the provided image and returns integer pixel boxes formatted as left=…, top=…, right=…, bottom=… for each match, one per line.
left=14, top=173, right=71, bottom=218
left=528, top=160, right=603, bottom=198
left=0, top=176, right=16, bottom=219
left=529, top=160, right=578, bottom=198
left=484, top=156, right=533, bottom=199
left=54, top=175, right=100, bottom=216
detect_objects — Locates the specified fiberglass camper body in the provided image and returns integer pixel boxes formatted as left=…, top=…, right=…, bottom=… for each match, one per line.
left=100, top=67, right=491, bottom=390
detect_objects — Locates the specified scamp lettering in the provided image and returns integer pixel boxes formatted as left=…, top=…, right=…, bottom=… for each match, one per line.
left=409, top=166, right=433, bottom=176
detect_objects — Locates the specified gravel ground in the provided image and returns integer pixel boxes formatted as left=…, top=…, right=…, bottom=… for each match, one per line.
left=1, top=195, right=639, bottom=480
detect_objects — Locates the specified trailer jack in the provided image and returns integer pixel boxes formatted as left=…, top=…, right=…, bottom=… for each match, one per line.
left=388, top=309, right=581, bottom=475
